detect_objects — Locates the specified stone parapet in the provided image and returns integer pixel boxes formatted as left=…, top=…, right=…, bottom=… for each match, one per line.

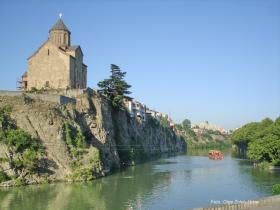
left=189, top=195, right=280, bottom=210
left=0, top=90, right=76, bottom=105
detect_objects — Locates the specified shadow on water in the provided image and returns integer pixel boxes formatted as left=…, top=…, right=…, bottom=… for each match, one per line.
left=0, top=162, right=173, bottom=210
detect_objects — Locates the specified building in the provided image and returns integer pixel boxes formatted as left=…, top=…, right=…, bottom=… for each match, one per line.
left=123, top=96, right=135, bottom=117
left=123, top=97, right=147, bottom=121
left=19, top=17, right=87, bottom=90
left=192, top=121, right=227, bottom=134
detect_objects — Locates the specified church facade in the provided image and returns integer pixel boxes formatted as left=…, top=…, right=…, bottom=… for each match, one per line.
left=21, top=18, right=87, bottom=90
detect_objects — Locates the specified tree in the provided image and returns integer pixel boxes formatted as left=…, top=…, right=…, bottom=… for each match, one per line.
left=182, top=119, right=191, bottom=129
left=231, top=116, right=280, bottom=166
left=98, top=64, right=131, bottom=108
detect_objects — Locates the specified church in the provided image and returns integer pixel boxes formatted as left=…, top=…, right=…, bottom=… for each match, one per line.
left=20, top=17, right=87, bottom=90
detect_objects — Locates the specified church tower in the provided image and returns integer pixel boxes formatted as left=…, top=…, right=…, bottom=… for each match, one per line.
left=49, top=18, right=71, bottom=47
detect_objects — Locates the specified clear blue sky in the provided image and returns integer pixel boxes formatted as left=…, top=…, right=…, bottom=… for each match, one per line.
left=0, top=0, right=279, bottom=129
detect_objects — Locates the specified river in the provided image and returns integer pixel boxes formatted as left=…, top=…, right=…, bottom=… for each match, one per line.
left=0, top=149, right=280, bottom=210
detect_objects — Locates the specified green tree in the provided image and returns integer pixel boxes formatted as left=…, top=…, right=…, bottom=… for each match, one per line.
left=272, top=184, right=280, bottom=195
left=232, top=116, right=280, bottom=166
left=98, top=64, right=131, bottom=108
left=182, top=119, right=191, bottom=129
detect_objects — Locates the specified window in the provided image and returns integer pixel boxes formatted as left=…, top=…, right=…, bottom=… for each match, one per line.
left=47, top=49, right=50, bottom=55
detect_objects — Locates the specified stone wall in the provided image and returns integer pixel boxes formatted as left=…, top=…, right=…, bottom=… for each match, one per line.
left=0, top=90, right=23, bottom=97
left=0, top=90, right=76, bottom=105
left=28, top=41, right=71, bottom=90
left=190, top=195, right=280, bottom=210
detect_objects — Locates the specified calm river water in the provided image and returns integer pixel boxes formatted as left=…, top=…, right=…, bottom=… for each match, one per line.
left=1, top=149, right=280, bottom=210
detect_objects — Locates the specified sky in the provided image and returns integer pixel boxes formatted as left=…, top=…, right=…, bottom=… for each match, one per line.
left=0, top=0, right=279, bottom=129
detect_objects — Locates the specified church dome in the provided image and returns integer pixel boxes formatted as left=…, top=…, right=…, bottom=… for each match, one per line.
left=49, top=19, right=70, bottom=34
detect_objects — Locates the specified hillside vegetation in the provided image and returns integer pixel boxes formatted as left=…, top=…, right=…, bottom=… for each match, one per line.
left=176, top=119, right=230, bottom=148
left=231, top=117, right=280, bottom=167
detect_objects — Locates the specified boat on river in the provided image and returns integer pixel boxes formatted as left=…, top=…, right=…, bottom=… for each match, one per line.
left=208, top=150, right=224, bottom=160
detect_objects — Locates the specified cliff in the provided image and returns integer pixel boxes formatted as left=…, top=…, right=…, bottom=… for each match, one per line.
left=0, top=90, right=185, bottom=186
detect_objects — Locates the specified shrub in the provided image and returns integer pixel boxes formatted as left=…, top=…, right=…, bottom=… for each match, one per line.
left=0, top=105, right=44, bottom=177
left=3, top=129, right=39, bottom=152
left=13, top=177, right=25, bottom=186
left=161, top=116, right=168, bottom=128
left=64, top=123, right=73, bottom=146
left=272, top=184, right=280, bottom=195
left=0, top=171, right=9, bottom=183
left=0, top=105, right=13, bottom=130
left=22, top=149, right=40, bottom=171
left=232, top=117, right=280, bottom=166
left=74, top=130, right=86, bottom=149
left=70, top=168, right=93, bottom=181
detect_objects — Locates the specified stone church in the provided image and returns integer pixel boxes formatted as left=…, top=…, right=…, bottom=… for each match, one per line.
left=20, top=17, right=87, bottom=90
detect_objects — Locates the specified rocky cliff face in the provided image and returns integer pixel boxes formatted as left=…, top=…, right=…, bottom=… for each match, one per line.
left=0, top=90, right=185, bottom=186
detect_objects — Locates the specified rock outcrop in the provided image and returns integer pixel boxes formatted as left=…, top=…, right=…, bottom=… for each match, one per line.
left=0, top=90, right=185, bottom=186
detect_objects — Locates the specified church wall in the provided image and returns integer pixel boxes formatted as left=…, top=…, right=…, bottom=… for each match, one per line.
left=27, top=42, right=71, bottom=90
left=74, top=50, right=84, bottom=88
left=82, top=65, right=87, bottom=88
left=69, top=56, right=76, bottom=88
left=68, top=49, right=86, bottom=89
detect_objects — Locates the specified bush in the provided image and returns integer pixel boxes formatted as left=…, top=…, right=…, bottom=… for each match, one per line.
left=272, top=184, right=280, bottom=195
left=232, top=117, right=280, bottom=165
left=3, top=129, right=40, bottom=152
left=70, top=168, right=94, bottom=181
left=161, top=116, right=168, bottom=128
left=0, top=171, right=9, bottom=183
left=22, top=149, right=40, bottom=171
left=0, top=105, right=13, bottom=130
left=0, top=105, right=44, bottom=175
left=74, top=130, right=86, bottom=149
left=247, top=134, right=280, bottom=165
left=13, top=177, right=25, bottom=186
left=64, top=123, right=73, bottom=146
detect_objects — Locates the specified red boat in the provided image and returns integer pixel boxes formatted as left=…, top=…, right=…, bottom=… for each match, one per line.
left=208, top=150, right=224, bottom=160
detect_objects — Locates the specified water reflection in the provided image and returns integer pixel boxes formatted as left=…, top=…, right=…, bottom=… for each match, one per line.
left=1, top=150, right=280, bottom=210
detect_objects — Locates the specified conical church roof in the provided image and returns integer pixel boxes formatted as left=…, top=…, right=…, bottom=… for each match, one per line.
left=49, top=19, right=70, bottom=33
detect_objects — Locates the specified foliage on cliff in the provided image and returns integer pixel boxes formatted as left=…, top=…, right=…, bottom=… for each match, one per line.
left=63, top=122, right=103, bottom=181
left=176, top=118, right=229, bottom=148
left=98, top=64, right=131, bottom=108
left=176, top=121, right=198, bottom=142
left=231, top=117, right=280, bottom=165
left=0, top=105, right=44, bottom=184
